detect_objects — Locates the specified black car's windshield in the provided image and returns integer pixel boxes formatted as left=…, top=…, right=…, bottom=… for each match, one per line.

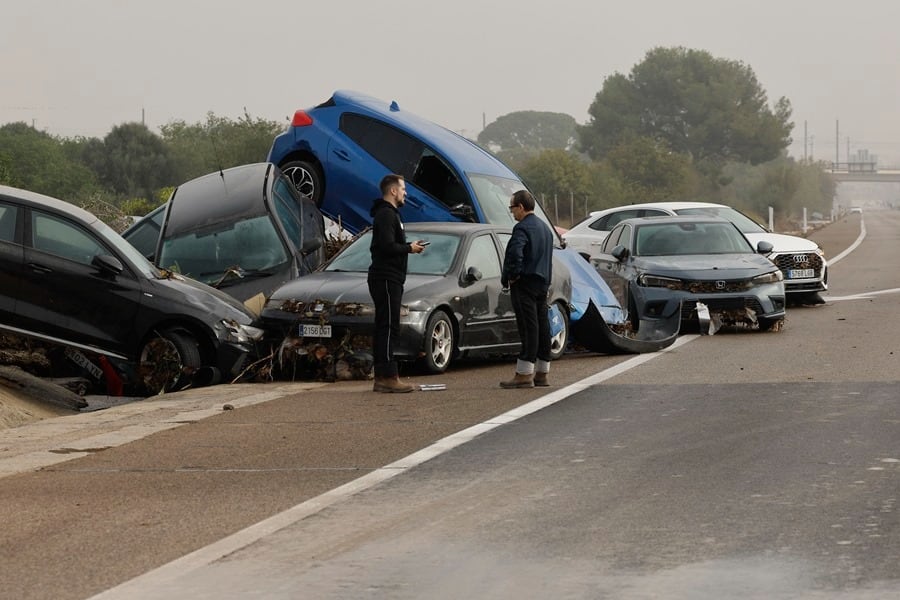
left=467, top=173, right=559, bottom=242
left=674, top=206, right=767, bottom=234
left=158, top=215, right=289, bottom=284
left=635, top=222, right=754, bottom=256
left=327, top=231, right=460, bottom=276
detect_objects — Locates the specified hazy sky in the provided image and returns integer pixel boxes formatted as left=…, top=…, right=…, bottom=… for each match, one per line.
left=4, top=1, right=900, bottom=163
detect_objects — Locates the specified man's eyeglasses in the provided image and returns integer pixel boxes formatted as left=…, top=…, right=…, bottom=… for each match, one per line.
left=508, top=204, right=519, bottom=211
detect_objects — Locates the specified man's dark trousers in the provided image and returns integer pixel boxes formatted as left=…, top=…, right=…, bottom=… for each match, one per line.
left=510, top=276, right=550, bottom=364
left=368, top=278, right=403, bottom=378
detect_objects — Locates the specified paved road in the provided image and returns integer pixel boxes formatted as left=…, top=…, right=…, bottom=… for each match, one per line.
left=6, top=212, right=899, bottom=599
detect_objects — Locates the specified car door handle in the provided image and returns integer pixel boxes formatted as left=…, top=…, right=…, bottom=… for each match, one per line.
left=332, top=149, right=350, bottom=162
left=27, top=263, right=52, bottom=274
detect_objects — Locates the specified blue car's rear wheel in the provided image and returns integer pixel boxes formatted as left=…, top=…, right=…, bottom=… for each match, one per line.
left=280, top=160, right=323, bottom=205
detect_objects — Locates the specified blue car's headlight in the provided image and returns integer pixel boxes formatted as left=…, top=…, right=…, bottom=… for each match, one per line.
left=638, top=274, right=684, bottom=290
left=220, top=320, right=264, bottom=344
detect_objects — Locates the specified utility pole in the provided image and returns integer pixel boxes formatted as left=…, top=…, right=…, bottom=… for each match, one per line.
left=803, top=121, right=808, bottom=162
left=835, top=119, right=839, bottom=168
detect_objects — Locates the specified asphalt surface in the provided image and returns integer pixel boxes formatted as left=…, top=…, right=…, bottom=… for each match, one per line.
left=0, top=212, right=879, bottom=600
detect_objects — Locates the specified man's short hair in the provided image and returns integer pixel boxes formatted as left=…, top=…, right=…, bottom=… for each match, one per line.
left=380, top=174, right=405, bottom=196
left=511, top=189, right=535, bottom=211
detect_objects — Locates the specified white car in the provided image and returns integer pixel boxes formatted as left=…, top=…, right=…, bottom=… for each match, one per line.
left=563, top=201, right=827, bottom=302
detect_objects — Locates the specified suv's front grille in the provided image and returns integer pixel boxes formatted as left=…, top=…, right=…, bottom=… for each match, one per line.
left=681, top=297, right=765, bottom=320
left=771, top=252, right=824, bottom=277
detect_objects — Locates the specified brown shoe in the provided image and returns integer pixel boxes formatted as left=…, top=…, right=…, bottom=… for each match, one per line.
left=374, top=375, right=415, bottom=393
left=500, top=373, right=534, bottom=389
left=533, top=372, right=549, bottom=387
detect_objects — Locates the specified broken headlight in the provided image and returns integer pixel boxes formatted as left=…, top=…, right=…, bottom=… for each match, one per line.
left=638, top=274, right=684, bottom=290
left=752, top=270, right=784, bottom=285
left=220, top=319, right=265, bottom=343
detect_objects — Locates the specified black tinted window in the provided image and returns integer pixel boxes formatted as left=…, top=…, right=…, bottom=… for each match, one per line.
left=0, top=202, right=17, bottom=242
left=340, top=113, right=423, bottom=178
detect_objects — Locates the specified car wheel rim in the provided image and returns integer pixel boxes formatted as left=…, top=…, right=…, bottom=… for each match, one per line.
left=550, top=324, right=567, bottom=354
left=139, top=337, right=185, bottom=393
left=430, top=320, right=452, bottom=368
left=283, top=166, right=315, bottom=198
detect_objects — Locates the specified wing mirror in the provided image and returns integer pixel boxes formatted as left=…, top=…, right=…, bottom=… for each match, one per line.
left=449, top=203, right=477, bottom=223
left=462, top=266, right=482, bottom=284
left=756, top=240, right=774, bottom=254
left=92, top=254, right=124, bottom=276
left=611, top=244, right=629, bottom=261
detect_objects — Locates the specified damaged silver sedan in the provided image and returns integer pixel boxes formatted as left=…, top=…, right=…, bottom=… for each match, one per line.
left=590, top=216, right=786, bottom=333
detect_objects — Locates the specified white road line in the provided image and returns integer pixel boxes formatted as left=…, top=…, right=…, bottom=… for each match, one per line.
left=87, top=334, right=699, bottom=599
left=828, top=217, right=865, bottom=266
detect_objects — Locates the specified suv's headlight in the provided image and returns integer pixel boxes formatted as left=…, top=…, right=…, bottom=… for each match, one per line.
left=220, top=319, right=264, bottom=343
left=638, top=274, right=684, bottom=290
left=753, top=270, right=784, bottom=284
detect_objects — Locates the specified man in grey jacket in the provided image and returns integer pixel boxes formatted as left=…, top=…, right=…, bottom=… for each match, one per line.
left=500, top=189, right=553, bottom=388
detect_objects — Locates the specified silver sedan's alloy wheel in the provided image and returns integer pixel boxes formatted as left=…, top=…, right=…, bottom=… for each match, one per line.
left=423, top=311, right=454, bottom=374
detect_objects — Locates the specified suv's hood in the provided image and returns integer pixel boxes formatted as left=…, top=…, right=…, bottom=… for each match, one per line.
left=744, top=232, right=820, bottom=252
left=639, top=254, right=778, bottom=279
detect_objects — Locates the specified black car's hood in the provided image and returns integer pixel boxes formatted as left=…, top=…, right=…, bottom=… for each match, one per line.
left=268, top=272, right=444, bottom=304
left=148, top=271, right=255, bottom=323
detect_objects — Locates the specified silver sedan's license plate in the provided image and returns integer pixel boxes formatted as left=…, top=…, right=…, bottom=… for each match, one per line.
left=787, top=268, right=814, bottom=279
left=300, top=324, right=332, bottom=338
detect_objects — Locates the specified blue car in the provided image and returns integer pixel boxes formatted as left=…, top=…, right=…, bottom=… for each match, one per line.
left=267, top=91, right=679, bottom=353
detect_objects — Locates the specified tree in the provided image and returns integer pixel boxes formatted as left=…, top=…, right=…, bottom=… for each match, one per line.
left=579, top=47, right=793, bottom=175
left=478, top=111, right=578, bottom=155
left=0, top=122, right=101, bottom=200
left=518, top=149, right=594, bottom=226
left=89, top=123, right=175, bottom=201
left=603, top=136, right=697, bottom=204
left=160, top=110, right=284, bottom=183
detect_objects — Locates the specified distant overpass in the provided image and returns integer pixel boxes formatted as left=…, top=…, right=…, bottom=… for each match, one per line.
left=827, top=162, right=900, bottom=183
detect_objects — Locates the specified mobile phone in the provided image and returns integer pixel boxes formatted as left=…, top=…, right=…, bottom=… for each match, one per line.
left=417, top=240, right=430, bottom=246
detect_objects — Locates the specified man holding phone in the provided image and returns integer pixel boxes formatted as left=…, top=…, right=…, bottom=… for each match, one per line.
left=368, top=174, right=426, bottom=393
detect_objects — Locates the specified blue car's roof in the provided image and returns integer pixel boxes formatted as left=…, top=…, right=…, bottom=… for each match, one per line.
left=325, top=90, right=519, bottom=179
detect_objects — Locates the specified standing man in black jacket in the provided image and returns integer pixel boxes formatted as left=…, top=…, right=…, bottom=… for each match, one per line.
left=500, top=189, right=554, bottom=388
left=368, top=174, right=426, bottom=393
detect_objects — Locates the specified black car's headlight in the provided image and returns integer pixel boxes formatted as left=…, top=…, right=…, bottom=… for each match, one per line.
left=752, top=270, right=784, bottom=284
left=220, top=319, right=265, bottom=344
left=638, top=274, right=684, bottom=290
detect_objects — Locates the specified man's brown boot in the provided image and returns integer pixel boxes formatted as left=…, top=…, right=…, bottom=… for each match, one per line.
left=374, top=375, right=415, bottom=393
left=500, top=373, right=534, bottom=389
left=533, top=372, right=549, bottom=387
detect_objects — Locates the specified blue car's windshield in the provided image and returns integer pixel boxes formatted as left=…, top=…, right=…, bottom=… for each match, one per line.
left=327, top=230, right=460, bottom=275
left=467, top=173, right=558, bottom=240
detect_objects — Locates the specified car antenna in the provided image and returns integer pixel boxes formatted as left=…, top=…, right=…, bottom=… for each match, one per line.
left=208, top=125, right=226, bottom=179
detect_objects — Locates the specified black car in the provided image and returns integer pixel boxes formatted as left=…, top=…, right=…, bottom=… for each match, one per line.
left=123, top=163, right=326, bottom=302
left=0, top=184, right=264, bottom=394
left=256, top=222, right=573, bottom=375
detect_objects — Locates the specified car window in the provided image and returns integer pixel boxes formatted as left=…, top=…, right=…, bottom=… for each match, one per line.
left=272, top=176, right=304, bottom=246
left=340, top=113, right=423, bottom=178
left=601, top=224, right=624, bottom=253
left=674, top=206, right=767, bottom=234
left=0, top=202, right=18, bottom=242
left=122, top=204, right=165, bottom=259
left=463, top=234, right=501, bottom=279
left=31, top=211, right=106, bottom=266
left=158, top=215, right=288, bottom=282
left=592, top=209, right=643, bottom=232
left=406, top=232, right=460, bottom=275
left=636, top=222, right=752, bottom=256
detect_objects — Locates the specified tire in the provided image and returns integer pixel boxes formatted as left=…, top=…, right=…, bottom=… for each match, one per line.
left=548, top=302, right=570, bottom=361
left=139, top=330, right=203, bottom=394
left=279, top=159, right=323, bottom=206
left=421, top=311, right=454, bottom=374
